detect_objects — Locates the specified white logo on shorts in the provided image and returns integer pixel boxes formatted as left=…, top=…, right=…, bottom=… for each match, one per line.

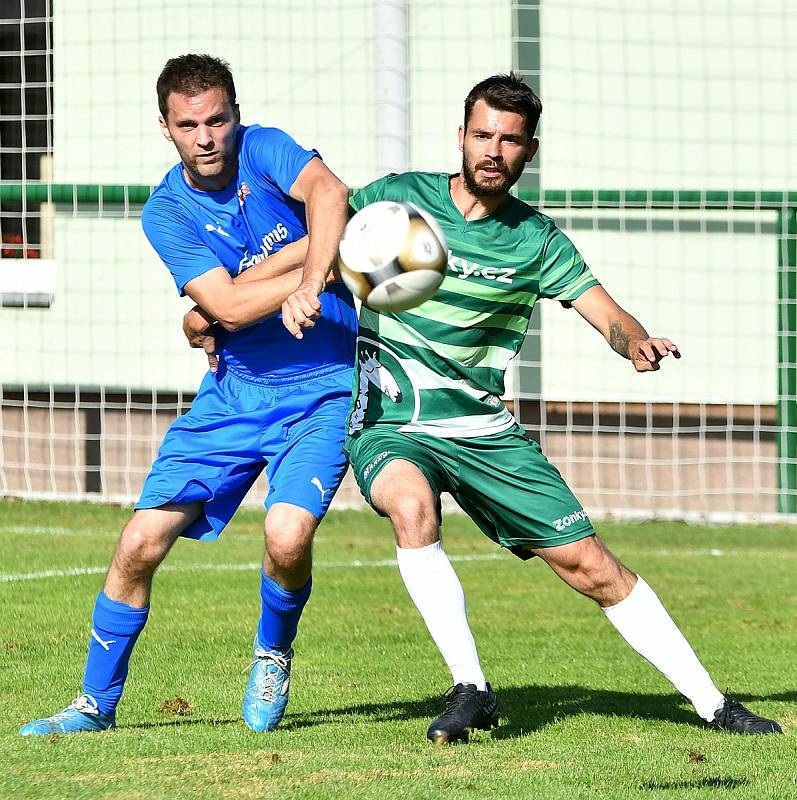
left=552, top=509, right=589, bottom=532
left=363, top=450, right=391, bottom=480
left=311, top=477, right=330, bottom=503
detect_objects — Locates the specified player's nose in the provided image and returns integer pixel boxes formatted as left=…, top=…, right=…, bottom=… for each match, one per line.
left=485, top=138, right=502, bottom=159
left=195, top=125, right=214, bottom=147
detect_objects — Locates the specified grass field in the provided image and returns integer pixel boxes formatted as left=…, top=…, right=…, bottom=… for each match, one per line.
left=1, top=499, right=796, bottom=799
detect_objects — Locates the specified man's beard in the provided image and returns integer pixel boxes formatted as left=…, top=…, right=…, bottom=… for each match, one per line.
left=183, top=148, right=236, bottom=189
left=462, top=155, right=524, bottom=198
left=191, top=150, right=230, bottom=177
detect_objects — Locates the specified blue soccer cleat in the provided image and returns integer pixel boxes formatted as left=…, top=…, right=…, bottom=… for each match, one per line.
left=19, top=694, right=116, bottom=736
left=242, top=645, right=293, bottom=732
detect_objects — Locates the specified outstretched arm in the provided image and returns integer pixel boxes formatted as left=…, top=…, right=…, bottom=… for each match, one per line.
left=184, top=264, right=304, bottom=334
left=571, top=285, right=680, bottom=372
left=281, top=158, right=348, bottom=339
left=233, top=237, right=309, bottom=284
left=183, top=236, right=308, bottom=340
left=181, top=237, right=322, bottom=372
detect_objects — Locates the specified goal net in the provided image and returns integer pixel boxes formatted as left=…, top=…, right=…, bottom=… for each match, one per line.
left=510, top=3, right=797, bottom=521
left=2, top=1, right=796, bottom=523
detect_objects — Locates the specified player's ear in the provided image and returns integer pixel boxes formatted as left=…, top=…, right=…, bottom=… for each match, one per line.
left=526, top=137, right=539, bottom=162
left=458, top=124, right=465, bottom=153
left=233, top=104, right=241, bottom=125
left=159, top=115, right=173, bottom=142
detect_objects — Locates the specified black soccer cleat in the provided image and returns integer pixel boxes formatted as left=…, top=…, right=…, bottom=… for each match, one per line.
left=426, top=682, right=499, bottom=745
left=708, top=698, right=783, bottom=735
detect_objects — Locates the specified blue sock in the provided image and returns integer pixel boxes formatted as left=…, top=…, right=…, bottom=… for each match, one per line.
left=257, top=571, right=312, bottom=652
left=82, top=591, right=149, bottom=714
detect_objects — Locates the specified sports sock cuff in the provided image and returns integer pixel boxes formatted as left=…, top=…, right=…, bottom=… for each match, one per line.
left=93, top=591, right=150, bottom=635
left=600, top=574, right=648, bottom=614
left=260, top=571, right=312, bottom=613
left=396, top=541, right=444, bottom=561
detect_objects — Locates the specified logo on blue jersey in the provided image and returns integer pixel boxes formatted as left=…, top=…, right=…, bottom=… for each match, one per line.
left=205, top=223, right=231, bottom=238
left=238, top=222, right=291, bottom=272
left=237, top=181, right=252, bottom=206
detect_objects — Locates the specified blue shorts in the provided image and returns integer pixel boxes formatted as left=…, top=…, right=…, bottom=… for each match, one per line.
left=136, top=361, right=353, bottom=541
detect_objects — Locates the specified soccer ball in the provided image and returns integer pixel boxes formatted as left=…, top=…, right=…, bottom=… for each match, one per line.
left=337, top=201, right=448, bottom=313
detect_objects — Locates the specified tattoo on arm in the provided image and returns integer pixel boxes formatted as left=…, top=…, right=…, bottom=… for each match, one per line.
left=609, top=321, right=631, bottom=358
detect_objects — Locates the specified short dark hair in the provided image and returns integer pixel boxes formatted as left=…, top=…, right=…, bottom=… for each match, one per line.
left=464, top=72, right=542, bottom=141
left=156, top=54, right=236, bottom=118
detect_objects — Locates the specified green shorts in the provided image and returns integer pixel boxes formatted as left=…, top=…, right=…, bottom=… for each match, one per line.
left=344, top=424, right=594, bottom=558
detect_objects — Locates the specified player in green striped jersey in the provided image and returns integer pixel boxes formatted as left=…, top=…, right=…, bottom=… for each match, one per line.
left=345, top=73, right=781, bottom=743
left=348, top=168, right=597, bottom=439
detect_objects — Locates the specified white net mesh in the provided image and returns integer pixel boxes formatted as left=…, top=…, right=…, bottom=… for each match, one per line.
left=2, top=1, right=797, bottom=521
left=0, top=1, right=511, bottom=508
left=521, top=197, right=786, bottom=521
left=508, top=3, right=797, bottom=520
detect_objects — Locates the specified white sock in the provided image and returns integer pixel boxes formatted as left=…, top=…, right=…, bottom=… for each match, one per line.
left=602, top=575, right=725, bottom=721
left=395, top=542, right=487, bottom=691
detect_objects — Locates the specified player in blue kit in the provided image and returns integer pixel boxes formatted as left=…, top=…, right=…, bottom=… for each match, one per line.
left=19, top=54, right=356, bottom=736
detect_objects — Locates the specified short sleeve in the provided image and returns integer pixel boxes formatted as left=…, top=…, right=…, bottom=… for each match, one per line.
left=141, top=198, right=222, bottom=295
left=246, top=127, right=319, bottom=196
left=539, top=225, right=599, bottom=303
left=348, top=175, right=391, bottom=214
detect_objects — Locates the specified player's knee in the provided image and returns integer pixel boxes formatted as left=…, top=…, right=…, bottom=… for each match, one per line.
left=388, top=492, right=437, bottom=538
left=266, top=540, right=309, bottom=574
left=265, top=522, right=313, bottom=571
left=571, top=548, right=633, bottom=600
left=117, top=519, right=171, bottom=572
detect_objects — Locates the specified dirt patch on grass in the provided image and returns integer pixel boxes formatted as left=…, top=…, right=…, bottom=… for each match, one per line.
left=160, top=697, right=193, bottom=716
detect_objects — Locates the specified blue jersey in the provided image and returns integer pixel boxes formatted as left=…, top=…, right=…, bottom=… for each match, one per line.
left=142, top=124, right=356, bottom=379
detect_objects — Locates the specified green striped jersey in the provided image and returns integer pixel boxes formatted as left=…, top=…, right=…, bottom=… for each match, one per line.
left=347, top=172, right=598, bottom=438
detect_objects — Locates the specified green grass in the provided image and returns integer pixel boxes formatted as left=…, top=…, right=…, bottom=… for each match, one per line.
left=1, top=499, right=795, bottom=799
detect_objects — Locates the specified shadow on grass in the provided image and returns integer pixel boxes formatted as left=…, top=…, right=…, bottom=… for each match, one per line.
left=281, top=685, right=795, bottom=737
left=640, top=777, right=749, bottom=791
left=115, top=687, right=794, bottom=737
left=123, top=717, right=241, bottom=731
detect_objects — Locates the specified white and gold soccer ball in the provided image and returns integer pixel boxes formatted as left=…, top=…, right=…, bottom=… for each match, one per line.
left=337, top=201, right=448, bottom=313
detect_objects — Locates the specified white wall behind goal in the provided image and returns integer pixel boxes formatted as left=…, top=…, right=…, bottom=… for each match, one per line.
left=531, top=1, right=795, bottom=406
left=1, top=1, right=512, bottom=392
left=539, top=210, right=777, bottom=405
left=53, top=0, right=511, bottom=189
left=3, top=217, right=203, bottom=390
left=540, top=1, right=797, bottom=190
